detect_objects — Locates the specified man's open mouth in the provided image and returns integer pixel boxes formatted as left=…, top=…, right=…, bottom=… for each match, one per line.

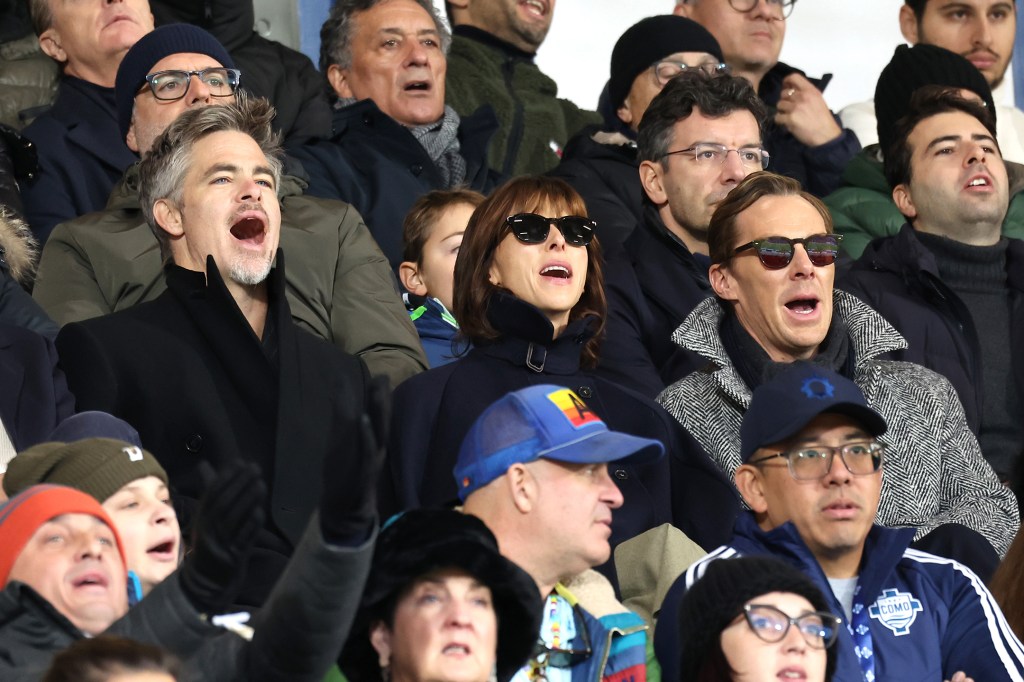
left=785, top=298, right=818, bottom=315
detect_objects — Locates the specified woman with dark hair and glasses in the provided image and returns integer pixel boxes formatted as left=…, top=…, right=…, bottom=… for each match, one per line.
left=384, top=175, right=739, bottom=577
left=339, top=509, right=540, bottom=682
left=658, top=555, right=840, bottom=682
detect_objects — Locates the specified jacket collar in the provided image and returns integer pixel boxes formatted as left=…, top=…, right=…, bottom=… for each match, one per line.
left=732, top=512, right=918, bottom=610
left=672, top=291, right=908, bottom=404
left=475, top=293, right=595, bottom=374
left=453, top=24, right=536, bottom=60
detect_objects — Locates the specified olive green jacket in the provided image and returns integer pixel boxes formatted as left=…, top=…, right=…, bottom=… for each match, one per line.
left=444, top=28, right=602, bottom=176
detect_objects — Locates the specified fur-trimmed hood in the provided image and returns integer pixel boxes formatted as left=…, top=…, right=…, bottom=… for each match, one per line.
left=0, top=208, right=38, bottom=288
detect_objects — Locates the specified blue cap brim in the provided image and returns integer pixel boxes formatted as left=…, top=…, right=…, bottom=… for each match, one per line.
left=540, top=429, right=665, bottom=466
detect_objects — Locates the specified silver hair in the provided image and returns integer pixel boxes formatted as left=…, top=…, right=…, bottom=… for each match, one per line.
left=138, top=92, right=283, bottom=263
left=318, top=0, right=452, bottom=101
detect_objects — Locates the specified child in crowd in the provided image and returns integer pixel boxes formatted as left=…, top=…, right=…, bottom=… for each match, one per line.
left=399, top=189, right=484, bottom=367
left=43, top=636, right=181, bottom=682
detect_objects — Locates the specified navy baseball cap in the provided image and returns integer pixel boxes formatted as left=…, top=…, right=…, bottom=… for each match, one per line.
left=740, top=363, right=887, bottom=462
left=454, top=384, right=665, bottom=501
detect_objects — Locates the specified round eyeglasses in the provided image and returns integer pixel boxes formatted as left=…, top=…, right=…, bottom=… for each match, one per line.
left=728, top=0, right=797, bottom=19
left=741, top=603, right=841, bottom=648
left=732, top=234, right=842, bottom=269
left=661, top=143, right=770, bottom=170
left=749, top=442, right=885, bottom=481
left=505, top=213, right=596, bottom=247
left=142, top=68, right=241, bottom=101
left=652, top=60, right=730, bottom=86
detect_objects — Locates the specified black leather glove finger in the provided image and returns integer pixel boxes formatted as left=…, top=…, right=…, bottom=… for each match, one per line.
left=319, top=376, right=389, bottom=544
left=179, top=460, right=267, bottom=614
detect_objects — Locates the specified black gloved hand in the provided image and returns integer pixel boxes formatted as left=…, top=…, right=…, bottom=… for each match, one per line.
left=319, top=375, right=390, bottom=545
left=179, top=460, right=266, bottom=614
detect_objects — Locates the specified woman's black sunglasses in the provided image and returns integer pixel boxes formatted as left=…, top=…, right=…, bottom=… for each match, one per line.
left=506, top=213, right=596, bottom=247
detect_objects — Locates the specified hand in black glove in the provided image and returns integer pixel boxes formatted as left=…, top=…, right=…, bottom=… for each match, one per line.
left=319, top=375, right=390, bottom=545
left=179, top=460, right=267, bottom=614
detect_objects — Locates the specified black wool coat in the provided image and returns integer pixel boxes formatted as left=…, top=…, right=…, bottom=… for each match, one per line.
left=55, top=252, right=368, bottom=608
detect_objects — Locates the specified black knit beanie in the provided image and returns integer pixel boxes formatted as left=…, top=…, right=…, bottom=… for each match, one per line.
left=875, top=43, right=994, bottom=156
left=115, top=23, right=236, bottom=143
left=608, top=15, right=723, bottom=110
left=672, top=556, right=838, bottom=681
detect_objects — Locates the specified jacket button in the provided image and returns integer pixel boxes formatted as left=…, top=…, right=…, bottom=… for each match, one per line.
left=362, top=114, right=373, bottom=125
left=410, top=163, right=423, bottom=176
left=614, top=468, right=628, bottom=480
left=578, top=386, right=593, bottom=398
left=185, top=434, right=204, bottom=453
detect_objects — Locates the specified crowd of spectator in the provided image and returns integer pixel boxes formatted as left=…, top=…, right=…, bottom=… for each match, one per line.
left=0, top=0, right=1023, bottom=680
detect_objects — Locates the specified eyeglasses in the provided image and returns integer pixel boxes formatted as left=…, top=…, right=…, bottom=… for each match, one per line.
left=749, top=441, right=885, bottom=481
left=728, top=0, right=797, bottom=19
left=732, top=234, right=842, bottom=269
left=531, top=603, right=592, bottom=669
left=742, top=604, right=841, bottom=648
left=142, top=68, right=241, bottom=101
left=505, top=213, right=595, bottom=247
left=662, top=143, right=770, bottom=170
left=652, top=60, right=730, bottom=85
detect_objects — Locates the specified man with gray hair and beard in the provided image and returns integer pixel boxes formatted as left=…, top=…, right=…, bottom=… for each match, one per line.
left=54, top=96, right=373, bottom=610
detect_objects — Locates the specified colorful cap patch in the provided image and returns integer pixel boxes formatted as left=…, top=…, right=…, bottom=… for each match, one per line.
left=453, top=384, right=665, bottom=501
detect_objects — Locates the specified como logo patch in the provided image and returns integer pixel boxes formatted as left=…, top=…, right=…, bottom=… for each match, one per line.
left=868, top=588, right=923, bottom=636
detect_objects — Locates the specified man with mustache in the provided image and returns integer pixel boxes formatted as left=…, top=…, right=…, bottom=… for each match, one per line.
left=657, top=171, right=1018, bottom=581
left=53, top=98, right=373, bottom=610
left=655, top=362, right=1024, bottom=681
left=595, top=69, right=767, bottom=398
left=841, top=88, right=1024, bottom=495
left=840, top=0, right=1024, bottom=162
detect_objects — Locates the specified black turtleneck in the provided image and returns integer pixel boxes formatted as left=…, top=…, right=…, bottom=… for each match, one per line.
left=916, top=232, right=1022, bottom=479
left=452, top=24, right=536, bottom=61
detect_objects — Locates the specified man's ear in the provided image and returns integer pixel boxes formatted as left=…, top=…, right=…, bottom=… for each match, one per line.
left=369, top=621, right=393, bottom=668
left=673, top=0, right=691, bottom=18
left=639, top=160, right=668, bottom=205
left=326, top=64, right=355, bottom=100
left=898, top=4, right=920, bottom=43
left=506, top=463, right=535, bottom=514
left=153, top=198, right=184, bottom=239
left=734, top=464, right=768, bottom=513
left=125, top=120, right=140, bottom=154
left=399, top=261, right=428, bottom=297
left=892, top=183, right=918, bottom=221
left=617, top=103, right=634, bottom=129
left=708, top=262, right=738, bottom=302
left=38, top=28, right=67, bottom=64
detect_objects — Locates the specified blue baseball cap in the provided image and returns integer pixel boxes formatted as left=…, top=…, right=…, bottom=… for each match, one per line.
left=740, top=362, right=888, bottom=463
left=454, top=384, right=665, bottom=501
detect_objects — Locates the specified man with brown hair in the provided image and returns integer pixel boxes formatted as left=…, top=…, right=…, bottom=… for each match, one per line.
left=657, top=171, right=1018, bottom=578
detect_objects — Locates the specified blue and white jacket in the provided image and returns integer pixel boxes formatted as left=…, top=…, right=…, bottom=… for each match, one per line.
left=662, top=513, right=1024, bottom=681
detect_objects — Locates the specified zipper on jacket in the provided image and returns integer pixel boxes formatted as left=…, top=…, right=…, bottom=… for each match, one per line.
left=502, top=57, right=526, bottom=177
left=595, top=622, right=647, bottom=682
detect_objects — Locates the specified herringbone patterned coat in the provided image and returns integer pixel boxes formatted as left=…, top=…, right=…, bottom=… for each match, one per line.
left=657, top=291, right=1019, bottom=556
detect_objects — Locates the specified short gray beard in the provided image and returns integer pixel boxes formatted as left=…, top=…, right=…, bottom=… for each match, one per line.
left=228, top=253, right=273, bottom=286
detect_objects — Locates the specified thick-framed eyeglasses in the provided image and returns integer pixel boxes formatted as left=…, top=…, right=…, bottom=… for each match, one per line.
left=728, top=0, right=797, bottom=19
left=505, top=213, right=596, bottom=247
left=749, top=441, right=885, bottom=481
left=531, top=603, right=592, bottom=670
left=732, top=233, right=842, bottom=269
left=142, top=68, right=241, bottom=101
left=661, top=143, right=770, bottom=170
left=742, top=603, right=841, bottom=648
left=652, top=59, right=730, bottom=85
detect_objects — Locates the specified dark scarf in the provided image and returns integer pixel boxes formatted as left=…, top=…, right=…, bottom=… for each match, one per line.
left=720, top=307, right=855, bottom=390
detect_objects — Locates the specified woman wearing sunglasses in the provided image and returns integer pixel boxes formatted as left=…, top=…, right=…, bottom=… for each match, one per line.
left=340, top=509, right=540, bottom=682
left=384, top=175, right=736, bottom=573
left=662, top=555, right=840, bottom=682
